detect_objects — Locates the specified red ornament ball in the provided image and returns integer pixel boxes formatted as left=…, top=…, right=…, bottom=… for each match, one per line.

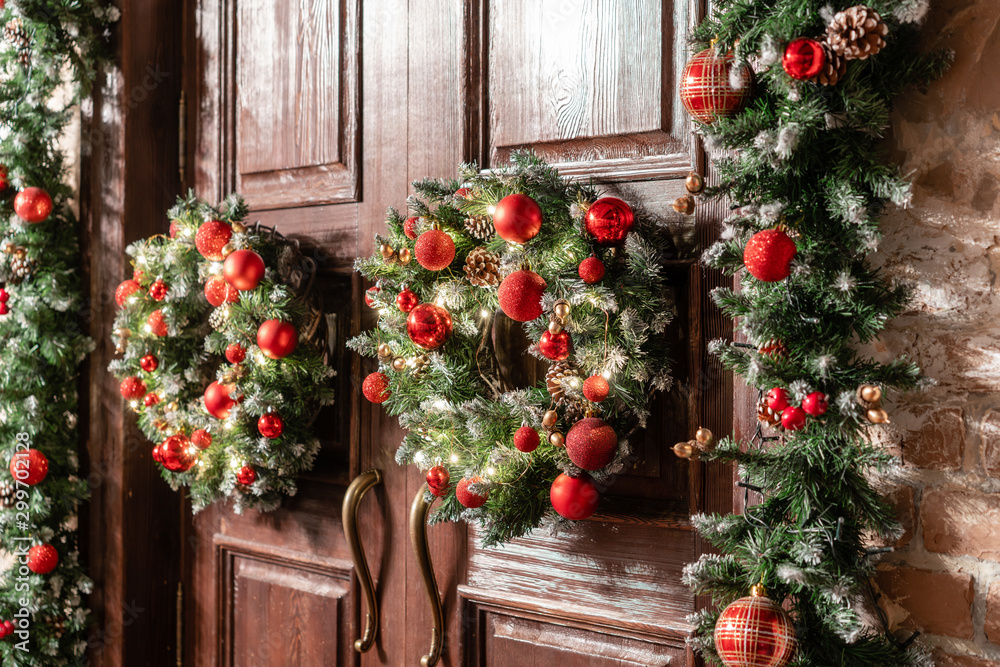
left=396, top=288, right=419, bottom=313
left=583, top=375, right=610, bottom=403
left=140, top=353, right=159, bottom=372
left=237, top=466, right=257, bottom=485
left=363, top=372, right=391, bottom=404
left=224, top=249, right=266, bottom=291
left=204, top=275, right=238, bottom=307
left=119, top=376, right=147, bottom=400
left=585, top=197, right=634, bottom=247
left=143, top=393, right=160, bottom=407
left=454, top=187, right=471, bottom=198
left=13, top=187, right=53, bottom=224
left=0, top=303, right=7, bottom=316
left=566, top=417, right=619, bottom=471
left=578, top=256, right=606, bottom=284
left=415, top=229, right=456, bottom=271
left=714, top=588, right=797, bottom=667
left=497, top=269, right=546, bottom=322
left=782, top=37, right=826, bottom=80
left=513, top=426, right=540, bottom=453
left=132, top=268, right=147, bottom=285
left=680, top=48, right=754, bottom=124
left=456, top=477, right=488, bottom=508
left=0, top=164, right=7, bottom=190
left=258, top=412, right=284, bottom=439
left=27, top=544, right=59, bottom=575
left=195, top=220, right=233, bottom=260
left=160, top=434, right=197, bottom=472
left=147, top=310, right=168, bottom=337
left=257, top=319, right=298, bottom=359
left=744, top=229, right=797, bottom=282
left=115, top=279, right=141, bottom=307
left=406, top=303, right=453, bottom=350
left=149, top=279, right=168, bottom=301
left=426, top=465, right=450, bottom=497
left=190, top=429, right=213, bottom=450
left=404, top=216, right=420, bottom=240
left=781, top=406, right=807, bottom=431
left=152, top=443, right=163, bottom=464
left=204, top=381, right=236, bottom=419
left=9, top=449, right=48, bottom=486
left=169, top=219, right=180, bottom=238
left=550, top=473, right=600, bottom=521
left=802, top=391, right=828, bottom=417
left=493, top=193, right=543, bottom=244
left=766, top=387, right=790, bottom=412
left=538, top=330, right=572, bottom=361
left=0, top=620, right=12, bottom=639
left=365, top=286, right=380, bottom=308
left=225, top=343, right=246, bottom=364
left=0, top=288, right=8, bottom=303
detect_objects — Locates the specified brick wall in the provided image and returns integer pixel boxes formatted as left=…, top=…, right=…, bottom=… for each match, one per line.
left=870, top=1, right=1000, bottom=663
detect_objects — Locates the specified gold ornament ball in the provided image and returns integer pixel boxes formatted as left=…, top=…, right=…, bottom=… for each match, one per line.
left=553, top=300, right=570, bottom=319
left=673, top=442, right=695, bottom=459
left=166, top=401, right=179, bottom=412
left=398, top=248, right=412, bottom=264
left=549, top=432, right=565, bottom=447
left=13, top=248, right=26, bottom=260
left=220, top=242, right=236, bottom=258
left=380, top=243, right=394, bottom=259
left=867, top=408, right=890, bottom=424
left=548, top=320, right=563, bottom=335
left=695, top=427, right=713, bottom=445
left=391, top=356, right=407, bottom=372
left=231, top=221, right=247, bottom=234
left=542, top=410, right=558, bottom=429
left=859, top=384, right=882, bottom=404
left=672, top=195, right=695, bottom=215
left=377, top=343, right=393, bottom=359
left=685, top=172, right=705, bottom=195
left=116, top=327, right=132, bottom=339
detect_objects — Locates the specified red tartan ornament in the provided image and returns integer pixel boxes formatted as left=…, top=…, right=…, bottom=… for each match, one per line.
left=680, top=48, right=754, bottom=124
left=237, top=466, right=257, bottom=485
left=744, top=229, right=797, bottom=282
left=9, top=449, right=48, bottom=486
left=713, top=585, right=797, bottom=667
left=493, top=193, right=543, bottom=244
left=27, top=544, right=59, bottom=575
left=14, top=187, right=53, bottom=224
left=584, top=197, right=634, bottom=247
left=497, top=269, right=546, bottom=322
left=578, top=256, right=606, bottom=284
left=426, top=465, right=450, bottom=497
left=363, top=372, right=391, bottom=403
left=195, top=220, right=233, bottom=261
left=415, top=229, right=456, bottom=271
left=456, top=477, right=488, bottom=508
left=169, top=219, right=180, bottom=238
left=782, top=38, right=826, bottom=80
left=513, top=426, right=540, bottom=453
left=538, top=330, right=572, bottom=361
left=115, top=279, right=141, bottom=307
left=549, top=473, right=600, bottom=520
left=258, top=412, right=284, bottom=439
left=406, top=303, right=453, bottom=350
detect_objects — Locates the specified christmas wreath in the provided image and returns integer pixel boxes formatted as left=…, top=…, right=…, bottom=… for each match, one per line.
left=349, top=152, right=675, bottom=546
left=109, top=194, right=335, bottom=513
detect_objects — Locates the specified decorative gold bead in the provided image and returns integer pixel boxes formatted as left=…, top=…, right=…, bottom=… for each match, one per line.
left=380, top=243, right=394, bottom=259
left=166, top=401, right=179, bottom=412
left=398, top=248, right=412, bottom=264
left=858, top=384, right=882, bottom=404
left=1, top=240, right=14, bottom=254
left=231, top=221, right=247, bottom=234
left=553, top=300, right=570, bottom=319
left=685, top=172, right=705, bottom=195
left=220, top=242, right=236, bottom=258
left=750, top=583, right=768, bottom=597
left=866, top=408, right=890, bottom=424
left=13, top=248, right=26, bottom=260
left=548, top=319, right=563, bottom=335
left=549, top=432, right=565, bottom=447
left=672, top=195, right=695, bottom=215
left=695, top=427, right=713, bottom=446
left=154, top=419, right=169, bottom=432
left=672, top=442, right=695, bottom=459
left=542, top=410, right=558, bottom=429
left=377, top=343, right=393, bottom=359
left=391, top=356, right=407, bottom=372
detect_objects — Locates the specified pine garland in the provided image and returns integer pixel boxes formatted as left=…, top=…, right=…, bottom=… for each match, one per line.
left=0, top=0, right=114, bottom=663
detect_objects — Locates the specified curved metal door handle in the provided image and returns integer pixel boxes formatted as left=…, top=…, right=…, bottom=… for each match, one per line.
left=342, top=469, right=383, bottom=653
left=410, top=483, right=444, bottom=667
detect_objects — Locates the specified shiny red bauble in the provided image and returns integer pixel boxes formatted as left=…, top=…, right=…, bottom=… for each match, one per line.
left=583, top=375, right=610, bottom=403
left=714, top=588, right=797, bottom=667
left=190, top=429, right=213, bottom=450
left=115, top=279, right=141, bottom=307
left=119, top=376, right=147, bottom=400
left=456, top=477, right=488, bottom=508
left=237, top=466, right=257, bottom=485
left=802, top=391, right=828, bottom=417
left=204, top=381, right=237, bottom=419
left=744, top=229, right=797, bottom=282
left=404, top=216, right=420, bottom=240
left=258, top=412, right=284, bottom=439
left=680, top=48, right=754, bottom=124
left=566, top=417, right=619, bottom=471
left=0, top=288, right=9, bottom=303
left=144, top=393, right=160, bottom=407
left=0, top=303, right=8, bottom=316
left=497, top=269, right=546, bottom=322
left=225, top=343, right=246, bottom=364
left=766, top=387, right=790, bottom=412
left=140, top=353, right=159, bottom=372
left=493, top=193, right=543, bottom=244
left=549, top=473, right=600, bottom=520
left=415, top=229, right=456, bottom=271
left=426, top=465, right=450, bottom=497
left=365, top=286, right=380, bottom=308
left=149, top=279, right=168, bottom=301
left=362, top=372, right=391, bottom=403
left=538, top=330, right=572, bottom=361
left=147, top=309, right=168, bottom=336
left=27, top=544, right=59, bottom=575
left=257, top=319, right=298, bottom=359
left=224, top=249, right=266, bottom=291
left=781, top=406, right=807, bottom=431
left=578, top=256, right=606, bottom=284
left=782, top=37, right=826, bottom=80
left=585, top=197, right=634, bottom=247
left=0, top=164, right=7, bottom=190
left=14, top=187, right=53, bottom=224
left=406, top=303, right=453, bottom=350
left=396, top=288, right=419, bottom=313
left=169, top=219, right=180, bottom=238
left=204, top=275, right=238, bottom=307
left=9, top=449, right=48, bottom=486
left=513, top=426, right=540, bottom=453
left=151, top=443, right=163, bottom=464
left=160, top=434, right=197, bottom=472
left=195, top=220, right=233, bottom=260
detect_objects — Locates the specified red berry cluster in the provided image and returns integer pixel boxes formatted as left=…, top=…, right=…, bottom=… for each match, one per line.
left=766, top=387, right=828, bottom=431
left=0, top=619, right=15, bottom=639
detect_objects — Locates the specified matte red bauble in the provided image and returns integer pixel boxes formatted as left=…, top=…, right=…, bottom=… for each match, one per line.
left=766, top=387, right=790, bottom=412
left=404, top=216, right=420, bottom=240
left=119, top=376, right=147, bottom=400
left=204, top=381, right=236, bottom=419
left=147, top=309, right=168, bottom=336
left=744, top=229, right=797, bottom=282
left=204, top=275, right=238, bottom=307
left=583, top=375, right=610, bottom=403
left=365, top=286, right=380, bottom=307
left=426, top=465, right=450, bottom=497
left=396, top=288, right=419, bottom=313
left=406, top=303, right=453, bottom=350
left=237, top=466, right=257, bottom=485
left=9, top=449, right=48, bottom=486
left=802, top=391, right=828, bottom=417
left=714, top=586, right=797, bottom=667
left=585, top=197, right=634, bottom=246
left=224, top=249, right=266, bottom=291
left=144, top=393, right=160, bottom=407
left=27, top=544, right=59, bottom=575
left=225, top=343, right=246, bottom=364
left=513, top=426, right=540, bottom=453
left=781, top=405, right=807, bottom=431
left=782, top=37, right=826, bottom=80
left=362, top=372, right=391, bottom=403
left=497, top=269, right=546, bottom=322
left=549, top=473, right=600, bottom=520
left=566, top=417, right=618, bottom=471
left=493, top=193, right=543, bottom=244
left=115, top=279, right=141, bottom=307
left=190, top=429, right=213, bottom=450
left=415, top=229, right=456, bottom=271
left=149, top=279, right=168, bottom=301
left=578, top=256, right=606, bottom=284
left=13, top=187, right=53, bottom=224
left=140, top=353, right=159, bottom=372
left=257, top=319, right=298, bottom=359
left=538, top=330, right=572, bottom=361
left=456, top=477, right=488, bottom=508
left=258, top=412, right=284, bottom=439
left=160, top=434, right=197, bottom=472
left=195, top=220, right=233, bottom=260
left=680, top=48, right=754, bottom=124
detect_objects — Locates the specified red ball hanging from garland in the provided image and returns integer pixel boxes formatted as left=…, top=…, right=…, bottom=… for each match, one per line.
left=513, top=426, right=540, bottom=453
left=160, top=434, right=197, bottom=472
left=583, top=375, right=610, bottom=403
left=9, top=449, right=48, bottom=486
left=119, top=376, right=147, bottom=400
left=426, top=465, right=450, bottom=497
left=782, top=38, right=826, bottom=80
left=549, top=473, right=600, bottom=520
left=195, top=220, right=233, bottom=261
left=147, top=309, right=168, bottom=337
left=456, top=477, right=488, bottom=508
left=224, top=249, right=266, bottom=291
left=258, top=412, right=284, bottom=439
left=169, top=219, right=180, bottom=238
left=396, top=288, right=419, bottom=313
left=802, top=391, right=828, bottom=417
left=190, top=429, right=213, bottom=450
left=140, top=353, right=159, bottom=372
left=363, top=372, right=391, bottom=403
left=13, top=187, right=53, bottom=224
left=538, top=330, right=572, bottom=361
left=585, top=197, right=634, bottom=247
left=115, top=279, right=141, bottom=307
left=493, top=194, right=543, bottom=244
left=404, top=216, right=420, bottom=240
left=415, top=229, right=456, bottom=271
left=0, top=164, right=7, bottom=191
left=0, top=303, right=8, bottom=316
left=781, top=405, right=807, bottom=431
left=27, top=544, right=59, bottom=575
left=204, top=275, right=238, bottom=307
left=497, top=269, right=546, bottom=322
left=204, top=381, right=237, bottom=419
left=144, top=393, right=160, bottom=407
left=744, top=229, right=797, bottom=282
left=713, top=585, right=797, bottom=667
left=565, top=417, right=619, bottom=471
left=578, top=256, right=606, bottom=284
left=406, top=303, right=453, bottom=350
left=237, top=466, right=257, bottom=485
left=149, top=279, right=168, bottom=301
left=257, top=319, right=298, bottom=359
left=152, top=443, right=163, bottom=464
left=133, top=268, right=147, bottom=285
left=365, top=286, right=380, bottom=308
left=680, top=48, right=754, bottom=124
left=225, top=343, right=246, bottom=364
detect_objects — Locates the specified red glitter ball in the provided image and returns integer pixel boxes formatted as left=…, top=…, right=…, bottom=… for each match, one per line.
left=578, top=256, right=606, bottom=284
left=115, top=279, right=141, bottom=307
left=744, top=229, right=797, bottom=282
left=415, top=229, right=456, bottom=271
left=426, top=465, right=450, bottom=497
left=9, top=449, right=48, bottom=486
left=497, top=269, right=546, bottom=322
left=237, top=466, right=257, bottom=485
left=195, top=220, right=233, bottom=261
left=13, top=187, right=53, bottom=224
left=549, top=473, right=600, bottom=520
left=782, top=37, right=826, bottom=80
left=781, top=406, right=807, bottom=431
left=362, top=372, right=391, bottom=404
left=493, top=193, right=543, bottom=244
left=204, top=275, right=238, bottom=307
left=140, top=353, right=159, bottom=372
left=225, top=343, right=246, bottom=364
left=713, top=590, right=797, bottom=667
left=585, top=198, right=634, bottom=247
left=456, top=477, right=488, bottom=508
left=538, top=330, right=572, bottom=361
left=403, top=216, right=420, bottom=240
left=144, top=393, right=160, bottom=407
left=396, top=288, right=419, bottom=313
left=565, top=417, right=618, bottom=471
left=802, top=392, right=828, bottom=417
left=406, top=303, right=453, bottom=350
left=583, top=375, right=610, bottom=403
left=190, top=429, right=213, bottom=450
left=27, top=544, right=59, bottom=575
left=258, top=412, right=284, bottom=439
left=149, top=279, right=168, bottom=301
left=513, top=426, right=540, bottom=453
left=147, top=310, right=168, bottom=337
left=680, top=48, right=754, bottom=125
left=119, top=376, right=147, bottom=399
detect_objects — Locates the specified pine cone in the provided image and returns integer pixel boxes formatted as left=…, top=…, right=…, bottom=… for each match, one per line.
left=42, top=615, right=65, bottom=638
left=209, top=307, right=228, bottom=330
left=811, top=42, right=846, bottom=86
left=0, top=479, right=14, bottom=510
left=464, top=214, right=494, bottom=241
left=546, top=361, right=581, bottom=404
left=757, top=338, right=789, bottom=360
left=826, top=5, right=888, bottom=60
left=757, top=397, right=781, bottom=427
left=9, top=255, right=33, bottom=284
left=4, top=19, right=31, bottom=68
left=463, top=247, right=500, bottom=287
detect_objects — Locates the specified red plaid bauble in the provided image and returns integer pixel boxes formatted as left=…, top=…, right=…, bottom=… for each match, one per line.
left=714, top=586, right=797, bottom=667
left=680, top=48, right=753, bottom=125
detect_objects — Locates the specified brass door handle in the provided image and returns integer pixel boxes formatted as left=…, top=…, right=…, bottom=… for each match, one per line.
left=342, top=469, right=383, bottom=653
left=410, top=483, right=444, bottom=667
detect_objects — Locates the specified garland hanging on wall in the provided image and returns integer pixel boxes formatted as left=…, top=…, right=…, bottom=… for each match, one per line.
left=0, top=0, right=115, bottom=663
left=674, top=2, right=950, bottom=666
left=108, top=194, right=335, bottom=513
left=349, top=152, right=675, bottom=547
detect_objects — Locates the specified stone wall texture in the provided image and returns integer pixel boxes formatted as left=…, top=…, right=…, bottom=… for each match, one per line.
left=871, top=0, right=1000, bottom=663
